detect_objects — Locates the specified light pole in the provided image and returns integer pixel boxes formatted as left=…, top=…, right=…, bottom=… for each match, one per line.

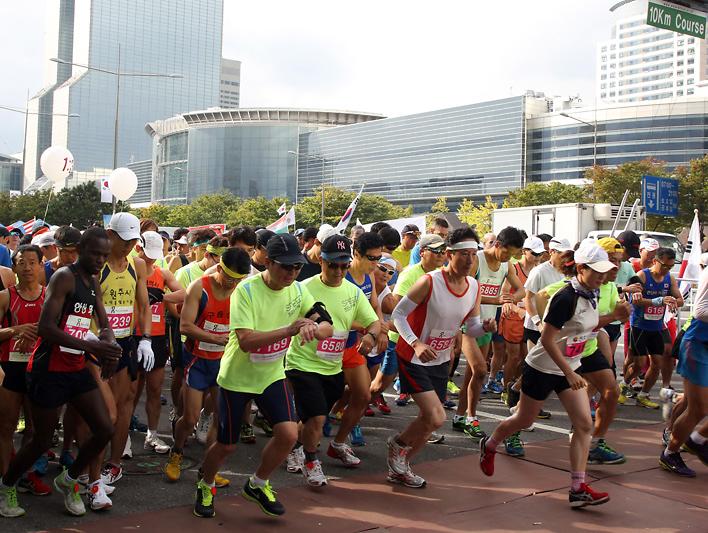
left=560, top=112, right=597, bottom=168
left=286, top=150, right=300, bottom=205
left=289, top=151, right=326, bottom=224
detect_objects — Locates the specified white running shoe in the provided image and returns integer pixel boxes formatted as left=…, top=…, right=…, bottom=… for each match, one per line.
left=327, top=442, right=361, bottom=467
left=386, top=466, right=426, bottom=488
left=386, top=436, right=411, bottom=475
left=101, top=463, right=123, bottom=485
left=303, top=460, right=328, bottom=487
left=195, top=409, right=211, bottom=445
left=286, top=447, right=305, bottom=473
left=122, top=435, right=133, bottom=459
left=78, top=475, right=115, bottom=496
left=144, top=434, right=170, bottom=454
left=87, top=481, right=112, bottom=511
left=0, top=484, right=25, bottom=517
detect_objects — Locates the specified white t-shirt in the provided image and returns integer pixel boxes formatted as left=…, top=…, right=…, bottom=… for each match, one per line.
left=523, top=261, right=564, bottom=331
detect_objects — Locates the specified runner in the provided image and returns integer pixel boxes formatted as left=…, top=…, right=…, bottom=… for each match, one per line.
left=165, top=247, right=251, bottom=485
left=285, top=234, right=380, bottom=485
left=167, top=228, right=194, bottom=273
left=409, top=217, right=450, bottom=265
left=194, top=234, right=333, bottom=518
left=252, top=229, right=276, bottom=272
left=479, top=241, right=615, bottom=509
left=388, top=226, right=494, bottom=487
left=297, top=225, right=335, bottom=282
left=391, top=225, right=420, bottom=271
left=42, top=226, right=81, bottom=285
left=0, top=227, right=122, bottom=518
left=34, top=233, right=57, bottom=261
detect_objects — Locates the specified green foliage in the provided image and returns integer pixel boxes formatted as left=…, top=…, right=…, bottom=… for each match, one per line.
left=503, top=182, right=586, bottom=208
left=426, top=196, right=450, bottom=227
left=457, top=196, right=498, bottom=235
left=227, top=196, right=289, bottom=227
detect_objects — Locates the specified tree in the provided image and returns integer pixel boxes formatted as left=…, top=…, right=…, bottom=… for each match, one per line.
left=228, top=196, right=290, bottom=228
left=503, top=182, right=586, bottom=208
left=673, top=156, right=708, bottom=234
left=131, top=203, right=172, bottom=225
left=427, top=196, right=450, bottom=227
left=457, top=196, right=498, bottom=235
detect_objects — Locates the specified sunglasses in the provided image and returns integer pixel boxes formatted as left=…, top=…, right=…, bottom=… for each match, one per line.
left=404, top=232, right=421, bottom=238
left=326, top=261, right=350, bottom=270
left=656, top=260, right=674, bottom=269
left=377, top=265, right=395, bottom=276
left=274, top=261, right=304, bottom=272
left=529, top=251, right=543, bottom=257
left=425, top=247, right=446, bottom=255
left=365, top=254, right=383, bottom=262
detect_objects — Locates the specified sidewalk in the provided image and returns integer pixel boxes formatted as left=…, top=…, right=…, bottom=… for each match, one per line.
left=50, top=423, right=706, bottom=532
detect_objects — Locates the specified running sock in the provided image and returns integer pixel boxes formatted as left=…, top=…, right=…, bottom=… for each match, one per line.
left=570, top=471, right=585, bottom=492
left=147, top=428, right=158, bottom=440
left=590, top=437, right=601, bottom=449
left=466, top=416, right=478, bottom=425
left=664, top=445, right=678, bottom=455
left=304, top=450, right=318, bottom=463
left=690, top=431, right=707, bottom=445
left=63, top=470, right=76, bottom=484
left=485, top=437, right=499, bottom=451
left=250, top=475, right=267, bottom=488
left=330, top=440, right=346, bottom=449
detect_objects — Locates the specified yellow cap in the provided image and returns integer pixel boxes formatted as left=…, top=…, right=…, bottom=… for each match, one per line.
left=597, top=237, right=623, bottom=254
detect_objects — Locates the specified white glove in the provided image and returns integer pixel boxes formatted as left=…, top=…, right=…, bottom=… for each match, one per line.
left=137, top=338, right=155, bottom=372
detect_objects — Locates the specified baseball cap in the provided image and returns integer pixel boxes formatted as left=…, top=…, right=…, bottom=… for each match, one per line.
left=294, top=228, right=305, bottom=237
left=139, top=231, right=164, bottom=260
left=9, top=227, right=23, bottom=236
left=523, top=236, right=545, bottom=254
left=256, top=228, right=276, bottom=248
left=574, top=242, right=616, bottom=273
left=616, top=230, right=640, bottom=258
left=107, top=212, right=140, bottom=241
left=420, top=234, right=446, bottom=250
left=316, top=223, right=336, bottom=244
left=320, top=234, right=352, bottom=263
left=158, top=230, right=171, bottom=242
left=0, top=226, right=10, bottom=238
left=266, top=233, right=306, bottom=265
left=597, top=237, right=623, bottom=254
left=33, top=233, right=56, bottom=247
left=175, top=235, right=189, bottom=245
left=639, top=238, right=660, bottom=252
left=549, top=237, right=573, bottom=252
left=402, top=224, right=420, bottom=236
left=379, top=257, right=398, bottom=270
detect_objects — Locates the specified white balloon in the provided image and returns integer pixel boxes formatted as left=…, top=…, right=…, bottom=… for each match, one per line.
left=108, top=167, right=138, bottom=201
left=40, top=146, right=74, bottom=184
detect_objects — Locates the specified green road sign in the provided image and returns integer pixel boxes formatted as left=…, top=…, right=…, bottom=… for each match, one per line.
left=647, top=1, right=707, bottom=39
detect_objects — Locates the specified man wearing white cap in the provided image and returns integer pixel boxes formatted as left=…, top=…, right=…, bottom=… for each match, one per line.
left=33, top=233, right=58, bottom=262
left=632, top=238, right=660, bottom=272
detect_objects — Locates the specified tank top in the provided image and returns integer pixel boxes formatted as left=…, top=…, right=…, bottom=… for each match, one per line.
left=477, top=251, right=509, bottom=321
left=505, top=262, right=528, bottom=324
left=99, top=255, right=137, bottom=339
left=630, top=268, right=671, bottom=331
left=185, top=276, right=231, bottom=360
left=28, top=264, right=96, bottom=373
left=1, top=285, right=46, bottom=363
left=136, top=266, right=166, bottom=337
left=345, top=272, right=373, bottom=348
left=396, top=269, right=479, bottom=366
left=44, top=261, right=55, bottom=284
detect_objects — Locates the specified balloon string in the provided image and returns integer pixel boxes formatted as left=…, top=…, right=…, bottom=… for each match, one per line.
left=44, top=187, right=53, bottom=221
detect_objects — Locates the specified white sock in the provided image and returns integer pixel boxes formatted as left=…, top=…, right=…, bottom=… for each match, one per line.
left=664, top=445, right=678, bottom=455
left=147, top=428, right=158, bottom=440
left=331, top=440, right=346, bottom=449
left=250, top=475, right=266, bottom=488
left=64, top=470, right=75, bottom=483
left=466, top=416, right=478, bottom=424
left=591, top=437, right=600, bottom=448
left=690, top=430, right=706, bottom=445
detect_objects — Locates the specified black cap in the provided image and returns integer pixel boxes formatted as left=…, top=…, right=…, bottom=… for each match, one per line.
left=266, top=234, right=306, bottom=265
left=0, top=226, right=9, bottom=238
left=402, top=224, right=420, bottom=235
left=617, top=230, right=640, bottom=259
left=320, top=234, right=352, bottom=263
left=9, top=227, right=23, bottom=236
left=256, top=228, right=276, bottom=248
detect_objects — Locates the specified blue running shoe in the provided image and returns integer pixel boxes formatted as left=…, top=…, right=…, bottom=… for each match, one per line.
left=393, top=378, right=401, bottom=394
left=350, top=425, right=365, bottom=447
left=481, top=382, right=491, bottom=395
left=588, top=439, right=625, bottom=464
left=495, top=371, right=504, bottom=383
left=33, top=454, right=49, bottom=476
left=488, top=380, right=504, bottom=395
left=323, top=418, right=333, bottom=437
left=504, top=432, right=525, bottom=457
left=60, top=450, right=75, bottom=469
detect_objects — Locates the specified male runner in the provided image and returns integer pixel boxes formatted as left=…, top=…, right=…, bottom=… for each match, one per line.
left=297, top=224, right=335, bottom=282
left=391, top=224, right=420, bottom=269
left=42, top=226, right=81, bottom=285
left=408, top=217, right=449, bottom=265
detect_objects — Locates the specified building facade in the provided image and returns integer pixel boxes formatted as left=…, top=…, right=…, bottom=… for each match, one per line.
left=220, top=58, right=241, bottom=108
left=128, top=159, right=152, bottom=205
left=24, top=0, right=224, bottom=188
left=0, top=155, right=22, bottom=193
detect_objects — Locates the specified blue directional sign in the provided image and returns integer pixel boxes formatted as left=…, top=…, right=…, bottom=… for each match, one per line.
left=642, top=175, right=679, bottom=216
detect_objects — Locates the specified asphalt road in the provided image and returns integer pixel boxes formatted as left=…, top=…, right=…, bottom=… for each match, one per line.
left=6, top=345, right=672, bottom=533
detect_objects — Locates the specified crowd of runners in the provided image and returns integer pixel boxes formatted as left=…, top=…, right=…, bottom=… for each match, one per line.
left=0, top=213, right=705, bottom=520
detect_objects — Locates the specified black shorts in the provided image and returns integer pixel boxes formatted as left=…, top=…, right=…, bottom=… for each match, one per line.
left=491, top=307, right=504, bottom=342
left=629, top=327, right=664, bottom=357
left=166, top=316, right=183, bottom=369
left=661, top=328, right=672, bottom=345
left=26, top=368, right=97, bottom=409
left=286, top=369, right=345, bottom=423
left=579, top=349, right=612, bottom=374
left=217, top=379, right=298, bottom=445
left=671, top=328, right=685, bottom=360
left=134, top=335, right=168, bottom=371
left=397, top=357, right=449, bottom=402
left=603, top=323, right=622, bottom=343
left=1, top=361, right=28, bottom=394
left=116, top=336, right=138, bottom=380
left=523, top=328, right=541, bottom=345
left=520, top=363, right=571, bottom=401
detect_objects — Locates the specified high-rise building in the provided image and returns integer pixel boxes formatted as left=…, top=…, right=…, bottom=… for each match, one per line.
left=0, top=154, right=22, bottom=193
left=220, top=58, right=241, bottom=108
left=597, top=0, right=708, bottom=104
left=23, top=0, right=224, bottom=189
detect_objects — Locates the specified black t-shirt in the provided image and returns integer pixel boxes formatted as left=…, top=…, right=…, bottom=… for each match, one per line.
left=543, top=284, right=577, bottom=331
left=296, top=256, right=321, bottom=282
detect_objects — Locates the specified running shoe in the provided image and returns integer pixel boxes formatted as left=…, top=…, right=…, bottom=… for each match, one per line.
left=427, top=432, right=445, bottom=444
left=197, top=468, right=230, bottom=488
left=569, top=483, right=610, bottom=508
left=101, top=463, right=123, bottom=485
left=393, top=377, right=401, bottom=394
left=452, top=416, right=467, bottom=432
left=195, top=410, right=211, bottom=445
left=17, top=471, right=52, bottom=496
left=144, top=434, right=170, bottom=454
left=504, top=432, right=525, bottom=457
left=590, top=398, right=599, bottom=419
left=659, top=387, right=676, bottom=421
left=364, top=405, right=375, bottom=417
left=130, top=414, right=148, bottom=433
left=488, top=380, right=504, bottom=395
left=122, top=435, right=133, bottom=459
left=240, top=423, right=256, bottom=444
left=636, top=394, right=660, bottom=409
left=287, top=447, right=305, bottom=473
left=53, top=471, right=86, bottom=516
left=479, top=436, right=496, bottom=477
left=537, top=408, right=552, bottom=420
left=375, top=395, right=392, bottom=414
left=662, top=427, right=671, bottom=447
left=193, top=479, right=216, bottom=518
left=32, top=454, right=48, bottom=476
left=350, top=425, right=366, bottom=447
left=303, top=460, right=328, bottom=487
left=16, top=415, right=25, bottom=433
left=328, top=411, right=343, bottom=424
left=464, top=419, right=486, bottom=441
left=0, top=484, right=25, bottom=518
left=443, top=399, right=457, bottom=410
left=327, top=442, right=361, bottom=467
left=78, top=476, right=115, bottom=496
left=682, top=438, right=708, bottom=466
left=164, top=451, right=183, bottom=482
left=588, top=439, right=625, bottom=464
left=387, top=435, right=411, bottom=475
left=618, top=383, right=631, bottom=404
left=631, top=377, right=644, bottom=392
left=253, top=412, right=274, bottom=437
left=87, top=481, right=112, bottom=511
left=395, top=394, right=411, bottom=406
left=160, top=394, right=168, bottom=406
left=241, top=479, right=285, bottom=516
left=447, top=380, right=460, bottom=397
left=505, top=386, right=520, bottom=409
left=481, top=382, right=491, bottom=395
left=323, top=418, right=333, bottom=437
left=659, top=450, right=696, bottom=477
left=59, top=450, right=75, bottom=468
left=386, top=466, right=426, bottom=488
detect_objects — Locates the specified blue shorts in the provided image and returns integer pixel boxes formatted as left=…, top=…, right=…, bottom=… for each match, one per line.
left=380, top=341, right=399, bottom=376
left=217, top=379, right=298, bottom=445
left=677, top=337, right=708, bottom=388
left=366, top=351, right=385, bottom=368
left=183, top=346, right=220, bottom=391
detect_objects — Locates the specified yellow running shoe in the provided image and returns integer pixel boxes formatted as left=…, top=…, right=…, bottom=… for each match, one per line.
left=213, top=472, right=230, bottom=488
left=164, top=451, right=183, bottom=482
left=636, top=395, right=659, bottom=409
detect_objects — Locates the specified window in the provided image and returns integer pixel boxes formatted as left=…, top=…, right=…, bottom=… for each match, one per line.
left=610, top=72, right=615, bottom=78
left=688, top=58, right=694, bottom=64
left=601, top=92, right=607, bottom=98
left=688, top=68, right=694, bottom=74
left=601, top=83, right=606, bottom=89
left=688, top=48, right=695, bottom=55
left=609, top=91, right=615, bottom=96
left=688, top=78, right=694, bottom=85
left=677, top=60, right=684, bottom=66
left=677, top=39, right=684, bottom=46
left=601, top=74, right=607, bottom=80
left=611, top=44, right=616, bottom=50
left=611, top=54, right=616, bottom=59
left=601, top=65, right=607, bottom=71
left=677, top=79, right=684, bottom=86
left=610, top=82, right=616, bottom=87
left=677, top=90, right=683, bottom=96
left=688, top=38, right=695, bottom=44
left=601, top=55, right=607, bottom=62
left=601, top=46, right=607, bottom=52
left=688, top=88, right=695, bottom=94
left=610, top=63, right=616, bottom=68
left=677, top=70, right=684, bottom=76
left=677, top=50, right=684, bottom=56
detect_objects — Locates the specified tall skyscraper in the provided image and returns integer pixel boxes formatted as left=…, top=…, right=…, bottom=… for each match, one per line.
left=597, top=0, right=708, bottom=104
left=23, top=0, right=224, bottom=188
left=220, top=58, right=241, bottom=108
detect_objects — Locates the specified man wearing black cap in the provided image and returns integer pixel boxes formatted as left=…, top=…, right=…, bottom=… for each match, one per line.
left=252, top=229, right=276, bottom=272
left=195, top=234, right=333, bottom=519
left=615, top=231, right=641, bottom=287
left=391, top=224, right=420, bottom=270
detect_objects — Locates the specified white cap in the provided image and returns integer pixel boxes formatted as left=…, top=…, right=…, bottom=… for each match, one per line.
left=140, top=231, right=164, bottom=260
left=549, top=237, right=574, bottom=252
left=175, top=235, right=189, bottom=245
left=316, top=223, right=336, bottom=244
left=523, top=236, right=545, bottom=254
left=107, top=212, right=141, bottom=241
left=379, top=257, right=398, bottom=270
left=574, top=242, right=616, bottom=273
left=639, top=238, right=660, bottom=251
left=32, top=232, right=56, bottom=247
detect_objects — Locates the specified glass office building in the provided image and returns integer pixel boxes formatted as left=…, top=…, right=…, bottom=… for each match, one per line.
left=0, top=155, right=22, bottom=193
left=146, top=109, right=383, bottom=204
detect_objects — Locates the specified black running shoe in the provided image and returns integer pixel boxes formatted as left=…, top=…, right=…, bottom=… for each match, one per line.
left=193, top=480, right=215, bottom=518
left=241, top=479, right=285, bottom=516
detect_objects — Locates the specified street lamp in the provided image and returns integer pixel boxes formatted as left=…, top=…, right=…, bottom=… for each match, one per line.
left=560, top=111, right=597, bottom=167
left=289, top=150, right=326, bottom=224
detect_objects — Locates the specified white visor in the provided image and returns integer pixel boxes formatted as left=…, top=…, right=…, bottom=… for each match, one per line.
left=447, top=240, right=479, bottom=251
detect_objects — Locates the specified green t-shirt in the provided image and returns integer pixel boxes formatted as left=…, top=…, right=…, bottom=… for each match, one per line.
left=389, top=263, right=426, bottom=342
left=391, top=246, right=412, bottom=270
left=286, top=276, right=378, bottom=376
left=175, top=261, right=204, bottom=289
left=615, top=261, right=635, bottom=287
left=218, top=273, right=315, bottom=394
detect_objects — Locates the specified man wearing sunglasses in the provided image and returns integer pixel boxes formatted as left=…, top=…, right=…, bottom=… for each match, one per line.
left=285, top=234, right=380, bottom=485
left=197, top=233, right=333, bottom=518
left=391, top=224, right=420, bottom=270
left=408, top=217, right=450, bottom=266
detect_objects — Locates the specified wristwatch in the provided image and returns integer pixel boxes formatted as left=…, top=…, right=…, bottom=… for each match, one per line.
left=141, top=334, right=152, bottom=341
left=366, top=332, right=377, bottom=343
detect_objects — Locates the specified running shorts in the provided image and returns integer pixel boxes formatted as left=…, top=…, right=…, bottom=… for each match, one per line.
left=166, top=316, right=183, bottom=369
left=491, top=307, right=504, bottom=343
left=115, top=336, right=138, bottom=381
left=677, top=337, right=708, bottom=388
left=183, top=347, right=220, bottom=391
left=0, top=361, right=28, bottom=394
left=26, top=368, right=97, bottom=409
left=520, top=363, right=571, bottom=401
left=342, top=344, right=366, bottom=369
left=476, top=332, right=493, bottom=347
left=603, top=323, right=622, bottom=343
left=366, top=352, right=385, bottom=368
left=397, top=357, right=449, bottom=402
left=499, top=315, right=524, bottom=344
left=285, top=369, right=345, bottom=423
left=578, top=349, right=611, bottom=374
left=523, top=327, right=541, bottom=345
left=629, top=327, right=664, bottom=357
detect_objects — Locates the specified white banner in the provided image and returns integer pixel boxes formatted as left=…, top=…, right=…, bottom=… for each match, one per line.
left=362, top=215, right=427, bottom=236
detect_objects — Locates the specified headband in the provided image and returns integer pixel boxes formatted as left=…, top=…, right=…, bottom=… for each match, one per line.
left=219, top=258, right=247, bottom=279
left=206, top=244, right=226, bottom=256
left=192, top=239, right=210, bottom=247
left=447, top=241, right=479, bottom=251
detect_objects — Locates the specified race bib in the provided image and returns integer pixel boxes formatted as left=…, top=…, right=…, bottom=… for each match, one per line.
left=564, top=333, right=589, bottom=357
left=60, top=314, right=91, bottom=355
left=151, top=302, right=164, bottom=323
left=316, top=331, right=348, bottom=361
left=9, top=351, right=30, bottom=362
left=197, top=320, right=230, bottom=353
left=480, top=283, right=500, bottom=297
left=644, top=305, right=665, bottom=321
left=106, top=305, right=133, bottom=338
left=250, top=337, right=291, bottom=363
left=425, top=329, right=456, bottom=357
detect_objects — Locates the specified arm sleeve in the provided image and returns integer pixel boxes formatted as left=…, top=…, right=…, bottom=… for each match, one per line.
left=391, top=295, right=420, bottom=346
left=543, top=287, right=575, bottom=330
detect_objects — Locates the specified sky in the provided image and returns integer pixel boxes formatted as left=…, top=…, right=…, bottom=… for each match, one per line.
left=0, top=0, right=619, bottom=156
